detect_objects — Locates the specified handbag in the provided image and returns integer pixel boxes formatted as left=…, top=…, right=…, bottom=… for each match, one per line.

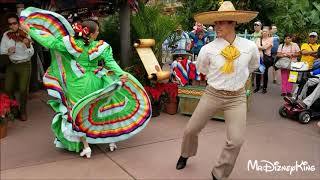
left=275, top=57, right=291, bottom=69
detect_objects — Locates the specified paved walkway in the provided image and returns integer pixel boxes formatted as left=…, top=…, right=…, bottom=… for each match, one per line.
left=1, top=82, right=319, bottom=180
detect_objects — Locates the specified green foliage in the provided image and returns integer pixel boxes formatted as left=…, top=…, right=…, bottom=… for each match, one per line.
left=131, top=2, right=179, bottom=60
left=270, top=0, right=320, bottom=43
left=175, top=0, right=276, bottom=33
left=175, top=0, right=218, bottom=31
left=98, top=14, right=121, bottom=61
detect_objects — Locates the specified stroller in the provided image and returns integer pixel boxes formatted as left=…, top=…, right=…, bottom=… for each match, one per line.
left=279, top=61, right=320, bottom=124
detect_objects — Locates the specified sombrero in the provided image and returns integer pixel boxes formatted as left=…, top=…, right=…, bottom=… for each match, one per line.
left=172, top=52, right=193, bottom=57
left=194, top=1, right=258, bottom=25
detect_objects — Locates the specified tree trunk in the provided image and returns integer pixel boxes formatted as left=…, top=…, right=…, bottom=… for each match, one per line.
left=120, top=1, right=131, bottom=68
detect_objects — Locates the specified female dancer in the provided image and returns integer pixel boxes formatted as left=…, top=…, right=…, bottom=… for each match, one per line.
left=20, top=7, right=151, bottom=158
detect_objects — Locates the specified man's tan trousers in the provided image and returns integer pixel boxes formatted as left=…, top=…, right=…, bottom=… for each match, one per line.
left=181, top=85, right=247, bottom=179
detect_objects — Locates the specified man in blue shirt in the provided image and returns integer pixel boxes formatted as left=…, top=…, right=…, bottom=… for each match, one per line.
left=271, top=25, right=280, bottom=84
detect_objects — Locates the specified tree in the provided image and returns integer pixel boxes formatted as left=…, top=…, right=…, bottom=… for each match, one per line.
left=270, top=0, right=320, bottom=43
left=175, top=0, right=276, bottom=33
left=131, top=2, right=178, bottom=60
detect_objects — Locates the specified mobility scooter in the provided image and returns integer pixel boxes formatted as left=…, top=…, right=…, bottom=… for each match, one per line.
left=279, top=62, right=320, bottom=124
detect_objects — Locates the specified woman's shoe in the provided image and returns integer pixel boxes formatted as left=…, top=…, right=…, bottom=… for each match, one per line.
left=80, top=147, right=91, bottom=158
left=109, top=143, right=117, bottom=152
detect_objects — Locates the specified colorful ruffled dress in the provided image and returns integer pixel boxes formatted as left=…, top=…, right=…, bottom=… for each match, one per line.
left=20, top=7, right=152, bottom=152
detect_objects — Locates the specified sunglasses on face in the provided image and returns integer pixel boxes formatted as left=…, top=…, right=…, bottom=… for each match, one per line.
left=254, top=24, right=260, bottom=26
left=8, top=22, right=18, bottom=26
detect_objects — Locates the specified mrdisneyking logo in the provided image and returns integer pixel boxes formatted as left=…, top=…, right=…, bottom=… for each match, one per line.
left=247, top=160, right=317, bottom=175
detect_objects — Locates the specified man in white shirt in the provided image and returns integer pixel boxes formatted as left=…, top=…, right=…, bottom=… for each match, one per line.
left=175, top=2, right=259, bottom=180
left=0, top=13, right=34, bottom=121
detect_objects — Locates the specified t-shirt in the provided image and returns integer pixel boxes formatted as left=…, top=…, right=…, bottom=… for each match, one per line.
left=255, top=37, right=273, bottom=56
left=251, top=31, right=262, bottom=42
left=301, top=43, right=320, bottom=69
left=277, top=43, right=300, bottom=61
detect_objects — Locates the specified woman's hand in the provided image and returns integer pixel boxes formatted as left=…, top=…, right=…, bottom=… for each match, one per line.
left=20, top=22, right=30, bottom=33
left=120, top=74, right=128, bottom=83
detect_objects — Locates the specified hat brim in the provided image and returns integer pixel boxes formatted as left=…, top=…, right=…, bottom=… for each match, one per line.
left=172, top=52, right=193, bottom=57
left=194, top=11, right=258, bottom=24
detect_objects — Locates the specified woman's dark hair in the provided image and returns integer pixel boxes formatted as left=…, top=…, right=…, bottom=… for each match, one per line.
left=74, top=20, right=99, bottom=46
left=6, top=13, right=19, bottom=22
left=284, top=33, right=292, bottom=39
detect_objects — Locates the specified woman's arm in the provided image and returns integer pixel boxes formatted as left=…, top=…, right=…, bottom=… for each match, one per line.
left=20, top=23, right=66, bottom=52
left=102, top=46, right=125, bottom=77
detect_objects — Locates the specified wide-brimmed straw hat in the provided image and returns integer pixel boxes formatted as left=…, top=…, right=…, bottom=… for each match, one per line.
left=194, top=1, right=258, bottom=25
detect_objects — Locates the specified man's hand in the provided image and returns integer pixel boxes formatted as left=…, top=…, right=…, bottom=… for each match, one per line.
left=8, top=47, right=16, bottom=55
left=120, top=74, right=128, bottom=83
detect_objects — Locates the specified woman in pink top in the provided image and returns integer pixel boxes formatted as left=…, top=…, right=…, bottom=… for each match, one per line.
left=277, top=34, right=300, bottom=96
left=254, top=27, right=273, bottom=94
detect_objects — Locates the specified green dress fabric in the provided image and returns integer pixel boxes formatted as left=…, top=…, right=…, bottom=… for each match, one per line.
left=21, top=7, right=152, bottom=152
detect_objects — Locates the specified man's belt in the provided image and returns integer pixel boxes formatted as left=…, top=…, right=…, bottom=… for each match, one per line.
left=10, top=59, right=30, bottom=64
left=209, top=86, right=245, bottom=96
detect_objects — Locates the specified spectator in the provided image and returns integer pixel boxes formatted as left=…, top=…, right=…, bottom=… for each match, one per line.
left=189, top=29, right=206, bottom=59
left=162, top=24, right=191, bottom=54
left=207, top=26, right=216, bottom=42
left=254, top=26, right=273, bottom=94
left=300, top=32, right=319, bottom=69
left=276, top=33, right=300, bottom=96
left=271, top=24, right=280, bottom=84
left=251, top=21, right=262, bottom=42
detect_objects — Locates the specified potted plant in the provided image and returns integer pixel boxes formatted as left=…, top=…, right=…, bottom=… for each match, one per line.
left=144, top=82, right=167, bottom=117
left=0, top=93, right=19, bottom=139
left=163, top=83, right=178, bottom=115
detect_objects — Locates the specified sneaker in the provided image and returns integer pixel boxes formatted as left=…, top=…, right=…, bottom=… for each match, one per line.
left=284, top=96, right=295, bottom=104
left=296, top=101, right=307, bottom=110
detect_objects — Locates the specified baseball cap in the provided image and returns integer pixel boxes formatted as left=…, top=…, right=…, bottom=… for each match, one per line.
left=254, top=21, right=262, bottom=26
left=309, top=32, right=318, bottom=37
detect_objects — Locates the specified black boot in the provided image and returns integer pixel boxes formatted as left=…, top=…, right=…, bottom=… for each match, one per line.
left=211, top=172, right=218, bottom=180
left=262, top=88, right=267, bottom=94
left=253, top=88, right=260, bottom=93
left=176, top=156, right=188, bottom=170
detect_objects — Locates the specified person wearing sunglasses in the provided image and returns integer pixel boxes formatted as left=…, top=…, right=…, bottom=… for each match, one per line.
left=251, top=21, right=262, bottom=42
left=0, top=13, right=34, bottom=121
